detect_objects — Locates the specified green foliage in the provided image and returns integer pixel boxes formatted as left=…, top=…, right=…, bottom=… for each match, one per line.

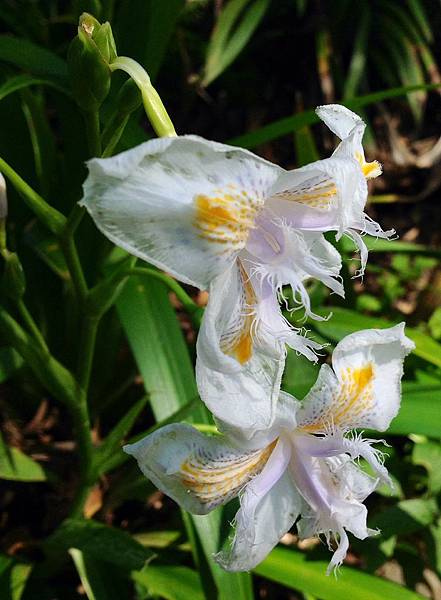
left=254, top=547, right=425, bottom=600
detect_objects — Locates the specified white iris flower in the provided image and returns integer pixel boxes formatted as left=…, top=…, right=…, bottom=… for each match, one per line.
left=124, top=324, right=414, bottom=573
left=81, top=104, right=390, bottom=432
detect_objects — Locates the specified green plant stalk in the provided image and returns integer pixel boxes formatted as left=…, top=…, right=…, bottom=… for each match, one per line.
left=76, top=315, right=99, bottom=393
left=101, top=113, right=130, bottom=158
left=59, top=233, right=88, bottom=305
left=82, top=109, right=102, bottom=157
left=68, top=393, right=95, bottom=518
left=109, top=57, right=176, bottom=138
left=0, top=157, right=66, bottom=235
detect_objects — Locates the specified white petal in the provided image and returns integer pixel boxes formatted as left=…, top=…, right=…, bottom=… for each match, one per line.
left=216, top=437, right=300, bottom=571
left=217, top=390, right=300, bottom=451
left=81, top=135, right=280, bottom=289
left=315, top=104, right=364, bottom=140
left=297, top=323, right=415, bottom=432
left=124, top=423, right=275, bottom=515
left=196, top=261, right=285, bottom=434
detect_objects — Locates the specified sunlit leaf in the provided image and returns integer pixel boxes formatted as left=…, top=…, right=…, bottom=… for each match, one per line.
left=133, top=565, right=204, bottom=600
left=0, top=432, right=46, bottom=482
left=254, top=546, right=425, bottom=600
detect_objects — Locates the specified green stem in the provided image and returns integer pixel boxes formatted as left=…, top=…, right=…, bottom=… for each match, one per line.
left=83, top=109, right=102, bottom=157
left=66, top=203, right=86, bottom=236
left=59, top=234, right=88, bottom=305
left=0, top=157, right=66, bottom=235
left=69, top=395, right=95, bottom=518
left=109, top=57, right=176, bottom=138
left=101, top=113, right=130, bottom=158
left=69, top=315, right=100, bottom=517
left=16, top=299, right=48, bottom=353
left=76, top=315, right=99, bottom=394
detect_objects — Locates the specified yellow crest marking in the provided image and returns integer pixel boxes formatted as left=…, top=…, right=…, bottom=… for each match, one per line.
left=180, top=441, right=276, bottom=506
left=193, top=189, right=260, bottom=247
left=301, top=363, right=374, bottom=432
left=219, top=262, right=256, bottom=365
left=272, top=180, right=337, bottom=210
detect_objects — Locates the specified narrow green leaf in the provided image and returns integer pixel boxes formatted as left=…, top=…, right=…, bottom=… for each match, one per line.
left=0, top=432, right=46, bottom=482
left=310, top=307, right=441, bottom=368
left=254, top=546, right=425, bottom=600
left=0, top=347, right=23, bottom=383
left=97, top=399, right=199, bottom=474
left=45, top=518, right=155, bottom=571
left=294, top=124, right=319, bottom=166
left=94, top=394, right=150, bottom=475
left=69, top=549, right=123, bottom=600
left=407, top=0, right=433, bottom=42
left=343, top=6, right=370, bottom=99
left=0, top=558, right=32, bottom=600
left=339, top=235, right=441, bottom=259
left=133, top=565, right=204, bottom=600
left=0, top=74, right=68, bottom=101
left=228, top=83, right=441, bottom=148
left=117, top=277, right=253, bottom=599
left=203, top=0, right=270, bottom=86
left=0, top=36, right=68, bottom=82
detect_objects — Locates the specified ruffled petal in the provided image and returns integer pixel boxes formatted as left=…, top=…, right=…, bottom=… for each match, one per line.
left=124, top=423, right=275, bottom=515
left=297, top=323, right=415, bottom=432
left=196, top=261, right=285, bottom=434
left=81, top=135, right=280, bottom=289
left=216, top=437, right=300, bottom=571
left=290, top=437, right=375, bottom=573
left=246, top=218, right=343, bottom=320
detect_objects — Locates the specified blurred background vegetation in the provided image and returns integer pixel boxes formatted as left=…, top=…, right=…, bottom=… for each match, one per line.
left=0, top=1, right=441, bottom=599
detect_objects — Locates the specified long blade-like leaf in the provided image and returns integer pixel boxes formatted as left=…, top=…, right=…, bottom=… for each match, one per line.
left=117, top=276, right=253, bottom=600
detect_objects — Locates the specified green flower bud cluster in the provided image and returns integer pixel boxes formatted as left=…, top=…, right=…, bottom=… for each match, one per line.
left=68, top=12, right=176, bottom=143
left=68, top=13, right=117, bottom=111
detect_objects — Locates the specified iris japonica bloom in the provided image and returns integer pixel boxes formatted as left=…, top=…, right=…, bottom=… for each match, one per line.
left=81, top=104, right=391, bottom=434
left=124, top=325, right=414, bottom=573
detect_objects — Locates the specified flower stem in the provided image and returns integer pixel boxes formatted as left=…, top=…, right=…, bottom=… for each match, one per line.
left=82, top=109, right=102, bottom=157
left=109, top=57, right=176, bottom=138
left=59, top=234, right=88, bottom=305
left=16, top=299, right=48, bottom=353
left=76, top=315, right=99, bottom=393
left=69, top=395, right=95, bottom=518
left=0, top=157, right=66, bottom=235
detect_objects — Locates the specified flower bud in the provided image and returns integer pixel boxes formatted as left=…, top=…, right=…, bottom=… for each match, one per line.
left=2, top=251, right=26, bottom=300
left=67, top=13, right=116, bottom=111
